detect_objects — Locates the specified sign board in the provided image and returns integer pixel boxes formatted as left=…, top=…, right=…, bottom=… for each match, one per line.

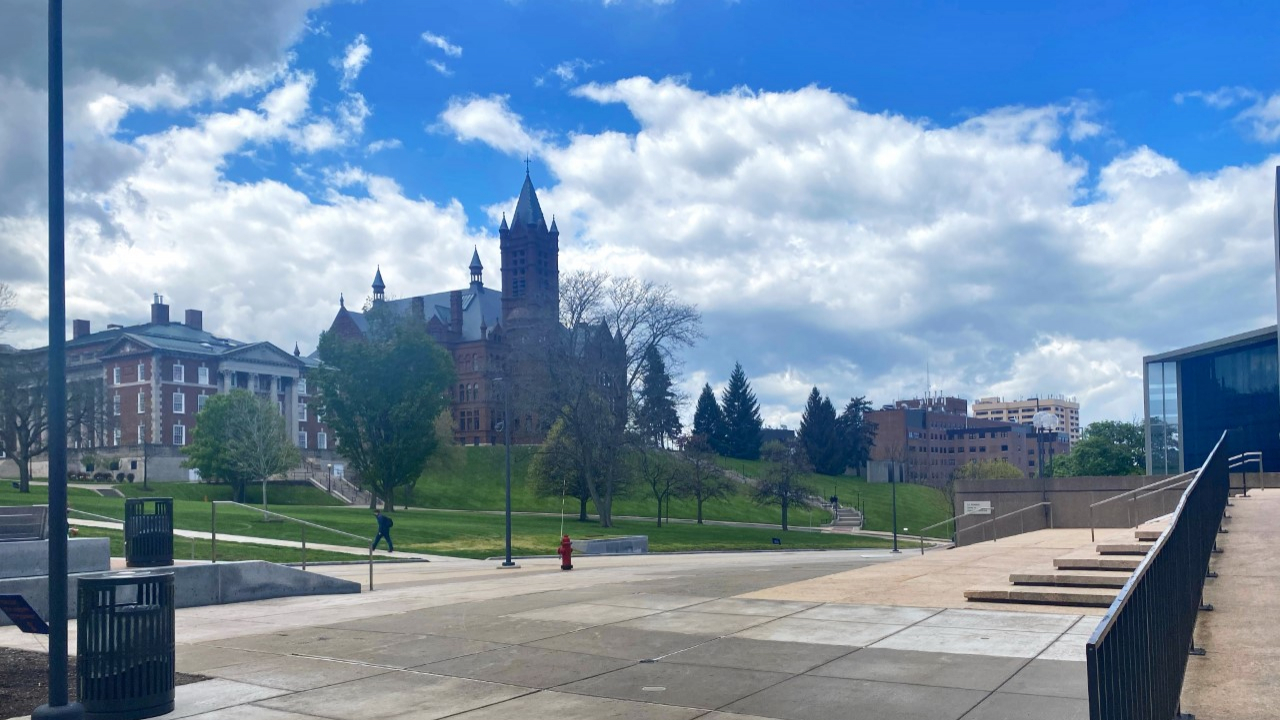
left=771, top=538, right=782, bottom=545
left=963, top=501, right=993, bottom=515
left=0, top=595, right=50, bottom=635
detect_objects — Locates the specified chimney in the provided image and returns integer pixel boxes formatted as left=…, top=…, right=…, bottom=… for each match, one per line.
left=185, top=309, right=203, bottom=331
left=449, top=290, right=463, bottom=337
left=150, top=294, right=169, bottom=325
left=72, top=319, right=90, bottom=339
left=411, top=296, right=426, bottom=322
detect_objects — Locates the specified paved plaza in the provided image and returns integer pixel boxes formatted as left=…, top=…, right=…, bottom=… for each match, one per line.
left=2, top=547, right=1095, bottom=720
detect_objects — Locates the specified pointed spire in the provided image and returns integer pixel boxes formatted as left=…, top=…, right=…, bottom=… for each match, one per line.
left=293, top=342, right=301, bottom=357
left=500, top=212, right=508, bottom=232
left=469, top=246, right=483, bottom=272
left=470, top=246, right=484, bottom=289
left=550, top=215, right=559, bottom=234
left=512, top=172, right=544, bottom=227
left=372, top=266, right=386, bottom=303
left=340, top=293, right=345, bottom=309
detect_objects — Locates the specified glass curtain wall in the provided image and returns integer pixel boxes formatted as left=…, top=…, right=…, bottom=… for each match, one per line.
left=1178, top=339, right=1280, bottom=472
left=1146, top=361, right=1181, bottom=474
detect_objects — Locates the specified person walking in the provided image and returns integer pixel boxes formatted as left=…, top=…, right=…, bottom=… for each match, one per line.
left=371, top=509, right=394, bottom=552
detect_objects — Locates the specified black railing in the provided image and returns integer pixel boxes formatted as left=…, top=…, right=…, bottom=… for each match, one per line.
left=1086, top=432, right=1229, bottom=720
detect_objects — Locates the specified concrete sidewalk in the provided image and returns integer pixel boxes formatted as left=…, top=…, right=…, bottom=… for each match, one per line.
left=1180, top=488, right=1280, bottom=720
left=3, top=549, right=1092, bottom=719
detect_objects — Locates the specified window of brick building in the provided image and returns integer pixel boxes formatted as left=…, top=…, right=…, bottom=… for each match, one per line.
left=317, top=432, right=327, bottom=450
left=113, top=428, right=121, bottom=447
left=113, top=394, right=121, bottom=416
left=137, top=363, right=146, bottom=381
left=298, top=402, right=307, bottom=423
left=173, top=392, right=185, bottom=414
left=199, top=366, right=209, bottom=385
left=173, top=363, right=185, bottom=383
left=297, top=378, right=306, bottom=395
left=137, top=391, right=145, bottom=414
left=198, top=394, right=207, bottom=412
left=138, top=424, right=146, bottom=444
left=172, top=424, right=186, bottom=446
left=113, top=367, right=121, bottom=385
left=298, top=431, right=308, bottom=449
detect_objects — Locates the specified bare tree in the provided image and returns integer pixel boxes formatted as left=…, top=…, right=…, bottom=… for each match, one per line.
left=753, top=439, right=817, bottom=531
left=0, top=282, right=14, bottom=338
left=0, top=350, right=50, bottom=492
left=631, top=436, right=682, bottom=527
left=559, top=270, right=704, bottom=394
left=677, top=434, right=736, bottom=524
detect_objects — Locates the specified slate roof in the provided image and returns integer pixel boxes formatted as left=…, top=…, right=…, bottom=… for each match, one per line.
left=349, top=286, right=503, bottom=343
left=512, top=172, right=545, bottom=228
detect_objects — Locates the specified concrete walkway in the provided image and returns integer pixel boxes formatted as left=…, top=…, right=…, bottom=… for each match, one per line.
left=4, top=548, right=1095, bottom=719
left=1181, top=488, right=1280, bottom=720
left=66, top=517, right=451, bottom=562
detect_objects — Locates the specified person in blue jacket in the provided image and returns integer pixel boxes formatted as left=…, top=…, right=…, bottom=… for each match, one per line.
left=371, top=509, right=394, bottom=552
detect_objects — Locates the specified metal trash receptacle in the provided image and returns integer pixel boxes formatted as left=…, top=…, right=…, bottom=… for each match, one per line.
left=77, top=570, right=175, bottom=720
left=124, top=498, right=173, bottom=568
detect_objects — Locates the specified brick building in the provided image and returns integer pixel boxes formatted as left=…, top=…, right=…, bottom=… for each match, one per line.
left=867, top=396, right=1070, bottom=486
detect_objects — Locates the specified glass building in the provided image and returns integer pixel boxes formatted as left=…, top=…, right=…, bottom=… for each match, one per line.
left=1144, top=326, right=1280, bottom=473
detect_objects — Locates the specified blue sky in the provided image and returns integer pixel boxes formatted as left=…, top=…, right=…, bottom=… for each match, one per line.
left=2, top=0, right=1279, bottom=428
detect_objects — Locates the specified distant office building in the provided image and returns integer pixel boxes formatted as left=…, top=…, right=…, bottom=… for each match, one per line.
left=973, top=396, right=1081, bottom=444
left=1143, top=326, right=1279, bottom=474
left=866, top=396, right=1068, bottom=487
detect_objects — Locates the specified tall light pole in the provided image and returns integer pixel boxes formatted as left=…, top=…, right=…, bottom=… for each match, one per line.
left=495, top=377, right=517, bottom=569
left=35, top=1, right=84, bottom=718
left=891, top=462, right=901, bottom=553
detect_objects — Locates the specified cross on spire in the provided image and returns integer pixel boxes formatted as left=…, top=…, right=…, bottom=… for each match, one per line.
left=525, top=155, right=531, bottom=174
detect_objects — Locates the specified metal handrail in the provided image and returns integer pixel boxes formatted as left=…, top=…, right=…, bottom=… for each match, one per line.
left=915, top=509, right=986, bottom=555
left=212, top=500, right=375, bottom=590
left=1228, top=451, right=1262, bottom=496
left=964, top=501, right=1053, bottom=544
left=1135, top=478, right=1191, bottom=503
left=1088, top=470, right=1196, bottom=541
left=67, top=507, right=124, bottom=525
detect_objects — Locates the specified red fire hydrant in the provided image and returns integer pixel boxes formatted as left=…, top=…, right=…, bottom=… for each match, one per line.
left=557, top=535, right=574, bottom=571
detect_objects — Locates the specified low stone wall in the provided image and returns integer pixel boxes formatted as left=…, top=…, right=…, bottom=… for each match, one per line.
left=572, top=535, right=648, bottom=554
left=0, top=538, right=110, bottom=580
left=0, top=560, right=360, bottom=627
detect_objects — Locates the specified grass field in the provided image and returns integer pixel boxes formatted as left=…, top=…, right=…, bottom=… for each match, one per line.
left=712, top=455, right=953, bottom=535
left=2, top=483, right=916, bottom=558
left=71, top=525, right=394, bottom=564
left=111, top=481, right=342, bottom=507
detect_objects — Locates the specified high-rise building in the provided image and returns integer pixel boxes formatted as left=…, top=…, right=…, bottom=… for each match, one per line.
left=973, top=396, right=1081, bottom=444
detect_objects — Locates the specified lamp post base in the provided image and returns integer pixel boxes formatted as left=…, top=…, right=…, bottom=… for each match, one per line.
left=32, top=702, right=85, bottom=720
left=496, top=561, right=520, bottom=569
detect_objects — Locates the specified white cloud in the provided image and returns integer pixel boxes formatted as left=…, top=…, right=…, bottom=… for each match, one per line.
left=365, top=138, right=403, bottom=154
left=1176, top=86, right=1280, bottom=143
left=1239, top=94, right=1280, bottom=142
left=536, top=59, right=596, bottom=86
left=427, top=60, right=453, bottom=77
left=336, top=34, right=371, bottom=89
left=421, top=31, right=462, bottom=58
left=438, top=94, right=546, bottom=156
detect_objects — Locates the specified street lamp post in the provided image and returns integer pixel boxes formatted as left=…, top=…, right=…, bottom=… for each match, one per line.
left=35, top=1, right=84, bottom=717
left=496, top=377, right=517, bottom=569
left=327, top=463, right=333, bottom=494
left=891, top=463, right=901, bottom=553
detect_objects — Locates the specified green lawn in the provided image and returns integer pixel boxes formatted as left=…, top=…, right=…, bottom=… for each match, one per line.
left=112, top=481, right=342, bottom=507
left=413, top=446, right=825, bottom=526
left=72, top=525, right=393, bottom=564
left=2, top=483, right=914, bottom=559
left=713, top=456, right=953, bottom=536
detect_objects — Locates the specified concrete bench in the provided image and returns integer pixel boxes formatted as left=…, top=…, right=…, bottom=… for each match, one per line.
left=0, top=505, right=48, bottom=542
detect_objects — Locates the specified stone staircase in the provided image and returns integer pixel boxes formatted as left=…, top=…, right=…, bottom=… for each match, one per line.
left=964, top=528, right=1160, bottom=608
left=830, top=506, right=864, bottom=531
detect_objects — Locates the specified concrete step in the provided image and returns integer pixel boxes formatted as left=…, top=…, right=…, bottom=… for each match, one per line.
left=1135, top=529, right=1162, bottom=541
left=1054, top=556, right=1142, bottom=571
left=1010, top=571, right=1130, bottom=589
left=964, top=585, right=1119, bottom=608
left=1096, top=543, right=1152, bottom=555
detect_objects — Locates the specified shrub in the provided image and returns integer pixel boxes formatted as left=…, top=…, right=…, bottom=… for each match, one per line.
left=92, top=472, right=112, bottom=482
left=126, top=473, right=135, bottom=483
left=115, top=472, right=126, bottom=482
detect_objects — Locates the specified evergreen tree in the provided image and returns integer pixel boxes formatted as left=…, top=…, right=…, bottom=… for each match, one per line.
left=635, top=346, right=682, bottom=447
left=720, top=362, right=763, bottom=460
left=693, top=383, right=726, bottom=454
left=836, top=396, right=877, bottom=474
left=798, top=387, right=842, bottom=475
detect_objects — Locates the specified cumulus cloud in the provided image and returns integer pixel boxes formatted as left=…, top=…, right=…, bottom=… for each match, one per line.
left=426, top=59, right=453, bottom=77
left=1177, top=86, right=1280, bottom=143
left=336, top=33, right=371, bottom=89
left=437, top=94, right=546, bottom=156
left=535, top=59, right=596, bottom=87
left=365, top=138, right=403, bottom=154
left=421, top=31, right=462, bottom=58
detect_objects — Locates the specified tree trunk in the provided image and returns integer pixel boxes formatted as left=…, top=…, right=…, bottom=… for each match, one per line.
left=578, top=496, right=588, bottom=522
left=696, top=497, right=704, bottom=524
left=17, top=461, right=31, bottom=493
left=781, top=501, right=789, bottom=531
left=368, top=490, right=377, bottom=510
left=384, top=487, right=394, bottom=512
left=655, top=495, right=663, bottom=527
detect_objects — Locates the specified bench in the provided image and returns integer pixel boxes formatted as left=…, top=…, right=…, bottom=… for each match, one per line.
left=0, top=505, right=48, bottom=542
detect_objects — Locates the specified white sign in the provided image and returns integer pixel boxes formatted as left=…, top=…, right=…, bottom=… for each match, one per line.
left=964, top=501, right=992, bottom=515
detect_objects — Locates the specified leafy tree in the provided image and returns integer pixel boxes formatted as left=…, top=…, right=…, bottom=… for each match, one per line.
left=312, top=307, right=456, bottom=511
left=181, top=390, right=300, bottom=503
left=1054, top=420, right=1145, bottom=477
left=693, top=383, right=726, bottom=454
left=636, top=345, right=682, bottom=447
left=836, top=396, right=877, bottom=474
left=753, top=439, right=816, bottom=531
left=678, top=434, right=736, bottom=524
left=720, top=362, right=763, bottom=460
left=798, top=387, right=842, bottom=475
left=953, top=458, right=1024, bottom=480
left=528, top=418, right=594, bottom=522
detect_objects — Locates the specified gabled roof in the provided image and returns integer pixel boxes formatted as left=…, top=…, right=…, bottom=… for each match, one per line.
left=344, top=287, right=504, bottom=343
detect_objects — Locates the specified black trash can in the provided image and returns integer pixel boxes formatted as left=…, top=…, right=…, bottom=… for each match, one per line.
left=77, top=570, right=175, bottom=720
left=124, top=497, right=173, bottom=568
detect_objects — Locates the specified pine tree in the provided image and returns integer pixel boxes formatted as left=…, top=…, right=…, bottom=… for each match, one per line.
left=720, top=362, right=763, bottom=460
left=693, top=383, right=726, bottom=455
left=798, top=387, right=842, bottom=475
left=635, top=346, right=682, bottom=447
left=836, top=396, right=877, bottom=474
